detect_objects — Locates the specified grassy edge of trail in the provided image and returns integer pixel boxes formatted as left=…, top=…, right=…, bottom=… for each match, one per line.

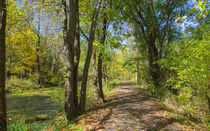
left=128, top=79, right=209, bottom=131
left=7, top=80, right=120, bottom=131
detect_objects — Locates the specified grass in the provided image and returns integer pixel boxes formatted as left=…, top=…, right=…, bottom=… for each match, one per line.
left=8, top=122, right=51, bottom=131
left=127, top=78, right=209, bottom=130
left=127, top=79, right=143, bottom=89
left=7, top=87, right=61, bottom=97
left=6, top=76, right=40, bottom=93
left=108, top=79, right=121, bottom=88
left=7, top=79, right=119, bottom=130
left=10, top=78, right=207, bottom=130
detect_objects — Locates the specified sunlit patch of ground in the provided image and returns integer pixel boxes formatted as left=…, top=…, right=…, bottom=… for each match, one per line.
left=67, top=80, right=205, bottom=131
left=6, top=80, right=205, bottom=130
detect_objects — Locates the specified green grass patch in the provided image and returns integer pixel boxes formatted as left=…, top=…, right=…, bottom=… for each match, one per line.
left=6, top=76, right=40, bottom=93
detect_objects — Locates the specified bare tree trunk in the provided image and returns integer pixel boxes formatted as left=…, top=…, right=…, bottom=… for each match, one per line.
left=0, top=0, right=7, bottom=130
left=62, top=0, right=80, bottom=121
left=79, top=0, right=102, bottom=111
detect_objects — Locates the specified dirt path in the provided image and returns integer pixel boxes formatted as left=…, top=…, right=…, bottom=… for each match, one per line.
left=71, top=80, right=194, bottom=131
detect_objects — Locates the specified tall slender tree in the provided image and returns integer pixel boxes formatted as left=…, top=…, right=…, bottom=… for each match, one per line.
left=79, top=0, right=102, bottom=111
left=0, top=0, right=7, bottom=130
left=97, top=2, right=107, bottom=103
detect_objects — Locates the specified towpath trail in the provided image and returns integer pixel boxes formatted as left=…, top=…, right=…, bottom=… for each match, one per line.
left=70, top=80, right=192, bottom=131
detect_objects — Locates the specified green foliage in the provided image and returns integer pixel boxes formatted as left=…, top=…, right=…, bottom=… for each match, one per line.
left=7, top=80, right=117, bottom=130
left=8, top=122, right=49, bottom=131
left=194, top=0, right=209, bottom=19
left=6, top=76, right=39, bottom=93
left=159, top=24, right=210, bottom=125
left=108, top=79, right=121, bottom=88
left=3, top=0, right=209, bottom=129
left=6, top=0, right=38, bottom=75
left=6, top=0, right=64, bottom=86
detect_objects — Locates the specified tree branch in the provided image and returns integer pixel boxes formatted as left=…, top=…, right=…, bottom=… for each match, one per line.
left=80, top=27, right=89, bottom=41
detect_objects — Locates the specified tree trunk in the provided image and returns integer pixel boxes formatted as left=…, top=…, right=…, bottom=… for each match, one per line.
left=97, top=6, right=107, bottom=103
left=103, top=66, right=108, bottom=85
left=147, top=34, right=160, bottom=87
left=62, top=0, right=80, bottom=121
left=135, top=61, right=140, bottom=84
left=0, top=0, right=7, bottom=130
left=93, top=50, right=100, bottom=100
left=79, top=0, right=102, bottom=111
left=73, top=6, right=80, bottom=108
left=97, top=52, right=105, bottom=103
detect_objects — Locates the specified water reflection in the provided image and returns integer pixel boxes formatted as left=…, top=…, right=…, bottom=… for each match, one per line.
left=6, top=95, right=60, bottom=122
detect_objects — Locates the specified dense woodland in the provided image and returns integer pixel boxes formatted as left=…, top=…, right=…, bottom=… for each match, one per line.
left=0, top=0, right=209, bottom=130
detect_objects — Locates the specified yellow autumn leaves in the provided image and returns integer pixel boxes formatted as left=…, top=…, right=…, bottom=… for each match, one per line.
left=6, top=0, right=39, bottom=74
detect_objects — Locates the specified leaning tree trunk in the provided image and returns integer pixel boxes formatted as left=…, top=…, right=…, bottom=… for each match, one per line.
left=79, top=0, right=102, bottom=111
left=0, top=0, right=7, bottom=130
left=62, top=0, right=80, bottom=121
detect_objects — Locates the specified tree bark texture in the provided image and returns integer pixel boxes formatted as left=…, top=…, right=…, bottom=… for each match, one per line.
left=62, top=0, right=80, bottom=121
left=92, top=50, right=100, bottom=100
left=0, top=0, right=7, bottom=130
left=79, top=0, right=102, bottom=111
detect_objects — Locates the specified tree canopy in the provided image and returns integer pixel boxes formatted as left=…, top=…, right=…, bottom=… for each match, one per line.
left=0, top=0, right=209, bottom=130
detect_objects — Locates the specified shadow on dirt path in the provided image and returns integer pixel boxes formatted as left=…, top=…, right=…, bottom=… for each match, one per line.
left=74, top=80, right=189, bottom=131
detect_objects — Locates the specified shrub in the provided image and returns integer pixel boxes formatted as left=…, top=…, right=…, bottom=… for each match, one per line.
left=159, top=24, right=210, bottom=126
left=6, top=76, right=40, bottom=93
